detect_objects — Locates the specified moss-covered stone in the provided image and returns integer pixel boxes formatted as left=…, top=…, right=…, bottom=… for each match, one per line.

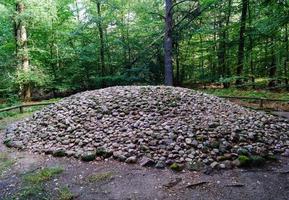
left=3, top=139, right=12, bottom=148
left=96, top=147, right=112, bottom=158
left=237, top=155, right=251, bottom=167
left=81, top=152, right=96, bottom=162
left=237, top=148, right=249, bottom=156
left=265, top=154, right=278, bottom=161
left=187, top=161, right=205, bottom=171
left=250, top=156, right=266, bottom=167
left=217, top=156, right=227, bottom=161
left=53, top=149, right=66, bottom=157
left=170, top=163, right=184, bottom=172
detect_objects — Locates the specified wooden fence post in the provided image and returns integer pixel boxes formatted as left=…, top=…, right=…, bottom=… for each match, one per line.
left=260, top=98, right=264, bottom=108
left=19, top=106, right=23, bottom=113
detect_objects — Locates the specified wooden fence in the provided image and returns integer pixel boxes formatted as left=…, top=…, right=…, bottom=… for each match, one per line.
left=0, top=102, right=55, bottom=114
left=218, top=96, right=289, bottom=109
left=0, top=96, right=288, bottom=114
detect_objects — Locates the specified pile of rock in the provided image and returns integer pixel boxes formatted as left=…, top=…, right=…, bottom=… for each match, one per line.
left=4, top=86, right=289, bottom=170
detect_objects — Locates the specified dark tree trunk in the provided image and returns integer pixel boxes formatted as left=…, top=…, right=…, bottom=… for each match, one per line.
left=284, top=25, right=289, bottom=90
left=175, top=40, right=180, bottom=86
left=199, top=33, right=206, bottom=89
left=217, top=0, right=231, bottom=88
left=236, top=0, right=248, bottom=86
left=211, top=6, right=217, bottom=82
left=224, top=0, right=232, bottom=87
left=97, top=1, right=105, bottom=77
left=248, top=0, right=255, bottom=89
left=164, top=0, right=174, bottom=86
left=217, top=22, right=226, bottom=80
left=268, top=38, right=277, bottom=88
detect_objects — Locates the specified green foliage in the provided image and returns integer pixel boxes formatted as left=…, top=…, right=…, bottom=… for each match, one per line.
left=10, top=167, right=64, bottom=200
left=14, top=66, right=50, bottom=88
left=57, top=186, right=74, bottom=200
left=23, top=167, right=64, bottom=184
left=11, top=185, right=49, bottom=200
left=87, top=172, right=114, bottom=183
left=0, top=0, right=289, bottom=101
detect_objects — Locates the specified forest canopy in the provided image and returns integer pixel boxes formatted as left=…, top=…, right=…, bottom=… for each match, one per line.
left=0, top=0, right=288, bottom=101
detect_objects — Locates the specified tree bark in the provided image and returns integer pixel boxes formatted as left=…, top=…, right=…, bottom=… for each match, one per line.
left=268, top=38, right=277, bottom=88
left=16, top=1, right=31, bottom=101
left=225, top=0, right=232, bottom=87
left=248, top=0, right=255, bottom=89
left=284, top=25, right=289, bottom=90
left=236, top=0, right=248, bottom=86
left=164, top=0, right=174, bottom=86
left=97, top=1, right=105, bottom=76
left=175, top=40, right=180, bottom=86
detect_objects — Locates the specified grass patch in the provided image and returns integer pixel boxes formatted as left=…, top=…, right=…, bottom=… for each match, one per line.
left=0, top=153, right=15, bottom=177
left=10, top=185, right=49, bottom=200
left=87, top=172, right=114, bottom=183
left=9, top=167, right=64, bottom=200
left=23, top=167, right=64, bottom=184
left=57, top=186, right=74, bottom=200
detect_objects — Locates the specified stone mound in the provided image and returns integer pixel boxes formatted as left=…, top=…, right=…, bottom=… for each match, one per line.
left=4, top=86, right=289, bottom=169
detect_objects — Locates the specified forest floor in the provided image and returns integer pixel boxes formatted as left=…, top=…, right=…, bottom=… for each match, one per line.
left=201, top=88, right=289, bottom=111
left=201, top=88, right=289, bottom=100
left=1, top=113, right=289, bottom=200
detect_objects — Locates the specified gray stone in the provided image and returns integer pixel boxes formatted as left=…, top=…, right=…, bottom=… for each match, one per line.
left=140, top=157, right=155, bottom=167
left=155, top=161, right=166, bottom=169
left=125, top=156, right=137, bottom=164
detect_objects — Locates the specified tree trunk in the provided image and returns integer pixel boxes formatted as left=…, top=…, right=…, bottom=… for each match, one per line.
left=211, top=6, right=217, bottom=82
left=97, top=1, right=105, bottom=77
left=236, top=0, right=248, bottom=86
left=284, top=25, right=289, bottom=90
left=248, top=0, right=255, bottom=89
left=199, top=33, right=205, bottom=89
left=225, top=0, right=232, bottom=87
left=175, top=41, right=180, bottom=86
left=16, top=2, right=31, bottom=101
left=268, top=38, right=277, bottom=88
left=164, top=0, right=174, bottom=86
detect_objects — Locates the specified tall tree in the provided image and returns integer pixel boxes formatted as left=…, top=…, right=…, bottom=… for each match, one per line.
left=96, top=0, right=105, bottom=76
left=164, top=0, right=174, bottom=86
left=16, top=1, right=31, bottom=100
left=236, top=0, right=248, bottom=86
left=285, top=25, right=289, bottom=90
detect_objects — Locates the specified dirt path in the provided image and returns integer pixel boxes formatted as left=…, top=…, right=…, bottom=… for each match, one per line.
left=1, top=130, right=289, bottom=200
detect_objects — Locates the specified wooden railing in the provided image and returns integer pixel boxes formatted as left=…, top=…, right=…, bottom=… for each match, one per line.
left=0, top=96, right=288, bottom=114
left=0, top=102, right=55, bottom=114
left=218, top=96, right=289, bottom=109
